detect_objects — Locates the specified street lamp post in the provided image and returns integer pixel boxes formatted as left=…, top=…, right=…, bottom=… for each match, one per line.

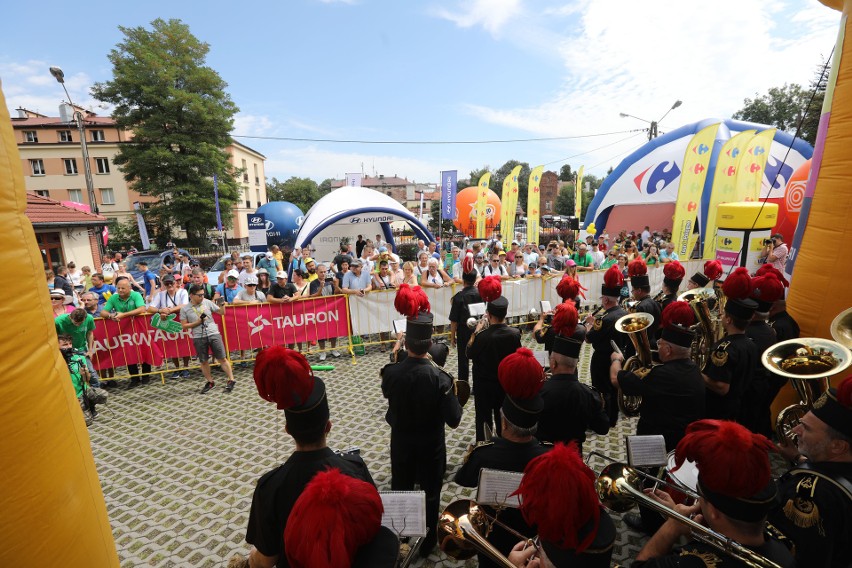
left=620, top=100, right=683, bottom=140
left=49, top=66, right=103, bottom=258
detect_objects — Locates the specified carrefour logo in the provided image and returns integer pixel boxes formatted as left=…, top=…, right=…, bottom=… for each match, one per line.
left=633, top=161, right=681, bottom=195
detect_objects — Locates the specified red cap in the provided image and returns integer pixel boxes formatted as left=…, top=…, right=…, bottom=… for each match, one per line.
left=253, top=347, right=314, bottom=410
left=478, top=275, right=503, bottom=302
left=627, top=258, right=648, bottom=277
left=663, top=260, right=686, bottom=282
left=498, top=347, right=545, bottom=399
left=556, top=275, right=586, bottom=301
left=661, top=300, right=695, bottom=329
left=722, top=267, right=752, bottom=300
left=551, top=302, right=579, bottom=337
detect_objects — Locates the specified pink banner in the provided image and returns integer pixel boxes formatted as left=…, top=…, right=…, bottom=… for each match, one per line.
left=89, top=296, right=350, bottom=370
left=221, top=296, right=349, bottom=351
left=90, top=315, right=197, bottom=371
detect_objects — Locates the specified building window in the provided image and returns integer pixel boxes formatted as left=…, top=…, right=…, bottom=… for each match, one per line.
left=30, top=159, right=45, bottom=176
left=91, top=130, right=105, bottom=142
left=64, top=159, right=78, bottom=175
left=58, top=130, right=73, bottom=143
left=256, top=188, right=261, bottom=204
left=37, top=231, right=65, bottom=272
left=96, top=157, right=110, bottom=174
left=100, top=188, right=115, bottom=205
left=35, top=190, right=50, bottom=197
left=24, top=131, right=38, bottom=143
left=254, top=163, right=259, bottom=185
left=68, top=189, right=83, bottom=203
left=545, top=200, right=552, bottom=210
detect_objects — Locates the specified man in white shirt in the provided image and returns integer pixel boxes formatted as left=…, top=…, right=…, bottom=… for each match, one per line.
left=589, top=242, right=605, bottom=268
left=482, top=253, right=510, bottom=280
left=641, top=225, right=652, bottom=244
left=173, top=253, right=192, bottom=280
left=237, top=256, right=257, bottom=287
left=147, top=275, right=191, bottom=379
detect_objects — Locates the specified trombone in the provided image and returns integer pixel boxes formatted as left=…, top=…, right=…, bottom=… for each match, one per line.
left=591, top=454, right=784, bottom=568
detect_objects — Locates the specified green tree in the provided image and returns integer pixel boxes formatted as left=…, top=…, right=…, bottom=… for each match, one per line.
left=494, top=160, right=531, bottom=216
left=266, top=176, right=320, bottom=212
left=559, top=164, right=573, bottom=182
left=318, top=178, right=334, bottom=199
left=92, top=18, right=241, bottom=246
left=732, top=77, right=825, bottom=145
left=555, top=185, right=576, bottom=216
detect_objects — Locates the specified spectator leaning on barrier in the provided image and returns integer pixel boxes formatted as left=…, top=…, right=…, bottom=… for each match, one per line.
left=148, top=274, right=191, bottom=380
left=570, top=243, right=595, bottom=272
left=89, top=273, right=116, bottom=309
left=659, top=242, right=679, bottom=264
left=214, top=270, right=243, bottom=304
left=101, top=278, right=151, bottom=387
left=268, top=270, right=296, bottom=304
left=342, top=259, right=372, bottom=297
left=310, top=263, right=342, bottom=361
left=182, top=283, right=236, bottom=394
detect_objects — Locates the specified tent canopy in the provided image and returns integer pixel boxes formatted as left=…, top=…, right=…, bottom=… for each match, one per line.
left=295, top=186, right=434, bottom=262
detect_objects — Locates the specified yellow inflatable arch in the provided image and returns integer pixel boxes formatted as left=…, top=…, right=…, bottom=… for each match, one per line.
left=0, top=85, right=119, bottom=565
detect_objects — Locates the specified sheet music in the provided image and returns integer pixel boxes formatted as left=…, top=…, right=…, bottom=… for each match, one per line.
left=626, top=435, right=667, bottom=467
left=468, top=302, right=486, bottom=317
left=476, top=469, right=523, bottom=508
left=380, top=491, right=427, bottom=536
left=393, top=318, right=407, bottom=334
left=532, top=350, right=549, bottom=368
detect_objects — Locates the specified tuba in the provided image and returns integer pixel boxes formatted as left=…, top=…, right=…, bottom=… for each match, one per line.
left=614, top=312, right=658, bottom=416
left=439, top=500, right=531, bottom=568
left=678, top=287, right=716, bottom=369
left=594, top=461, right=784, bottom=568
left=762, top=338, right=852, bottom=445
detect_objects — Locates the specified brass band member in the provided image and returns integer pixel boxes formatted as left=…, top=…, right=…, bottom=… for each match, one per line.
left=687, top=259, right=723, bottom=290
left=245, top=348, right=376, bottom=568
left=507, top=442, right=616, bottom=568
left=659, top=260, right=686, bottom=313
left=771, top=376, right=852, bottom=568
left=539, top=303, right=610, bottom=452
left=756, top=266, right=798, bottom=343
left=468, top=276, right=522, bottom=442
left=583, top=266, right=629, bottom=426
left=382, top=284, right=463, bottom=558
left=634, top=420, right=795, bottom=567
left=741, top=272, right=784, bottom=435
left=610, top=301, right=706, bottom=534
left=454, top=347, right=552, bottom=567
left=448, top=255, right=481, bottom=383
left=703, top=268, right=759, bottom=421
left=534, top=275, right=584, bottom=354
left=283, top=468, right=399, bottom=567
left=627, top=257, right=661, bottom=351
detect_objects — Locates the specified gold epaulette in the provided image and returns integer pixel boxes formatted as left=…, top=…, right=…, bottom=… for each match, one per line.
left=462, top=440, right=494, bottom=464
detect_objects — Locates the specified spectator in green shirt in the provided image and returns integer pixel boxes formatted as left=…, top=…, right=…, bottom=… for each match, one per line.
left=55, top=308, right=100, bottom=387
left=100, top=279, right=151, bottom=387
left=570, top=243, right=595, bottom=272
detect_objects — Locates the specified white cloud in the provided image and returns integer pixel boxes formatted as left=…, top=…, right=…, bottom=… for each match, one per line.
left=451, top=0, right=838, bottom=174
left=2, top=59, right=101, bottom=116
left=232, top=113, right=274, bottom=137
left=432, top=0, right=523, bottom=37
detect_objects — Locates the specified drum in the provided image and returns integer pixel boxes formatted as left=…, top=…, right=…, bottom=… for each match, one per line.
left=663, top=450, right=698, bottom=504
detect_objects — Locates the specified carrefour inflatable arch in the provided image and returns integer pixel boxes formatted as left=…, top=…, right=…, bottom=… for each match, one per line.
left=0, top=84, right=119, bottom=564
left=583, top=118, right=812, bottom=252
left=294, top=185, right=434, bottom=263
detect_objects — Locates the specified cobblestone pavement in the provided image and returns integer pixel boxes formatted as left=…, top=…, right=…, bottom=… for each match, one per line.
left=89, top=332, right=783, bottom=567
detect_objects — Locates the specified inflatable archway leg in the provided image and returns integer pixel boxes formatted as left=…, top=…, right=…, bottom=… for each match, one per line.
left=0, top=84, right=119, bottom=565
left=787, top=0, right=852, bottom=339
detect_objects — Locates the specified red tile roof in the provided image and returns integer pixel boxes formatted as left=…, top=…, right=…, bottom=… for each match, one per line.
left=26, top=193, right=107, bottom=227
left=331, top=175, right=412, bottom=188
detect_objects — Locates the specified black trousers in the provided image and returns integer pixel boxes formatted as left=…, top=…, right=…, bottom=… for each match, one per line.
left=456, top=329, right=472, bottom=383
left=472, top=379, right=504, bottom=442
left=127, top=363, right=152, bottom=381
left=390, top=435, right=446, bottom=550
left=590, top=357, right=618, bottom=426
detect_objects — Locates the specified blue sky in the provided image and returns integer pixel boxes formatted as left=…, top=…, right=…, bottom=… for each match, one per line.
left=0, top=0, right=838, bottom=184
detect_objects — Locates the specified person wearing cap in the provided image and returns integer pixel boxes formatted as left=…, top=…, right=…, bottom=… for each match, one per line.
left=257, top=251, right=276, bottom=273
left=589, top=241, right=605, bottom=269
left=539, top=323, right=610, bottom=452
left=770, top=376, right=852, bottom=568
left=455, top=348, right=553, bottom=566
left=214, top=270, right=243, bottom=305
left=181, top=283, right=236, bottom=393
left=467, top=277, right=522, bottom=441
left=583, top=266, right=629, bottom=426
left=50, top=288, right=75, bottom=317
left=245, top=347, right=376, bottom=567
left=148, top=274, right=191, bottom=379
left=759, top=232, right=789, bottom=272
left=634, top=420, right=795, bottom=568
left=382, top=286, right=463, bottom=557
left=341, top=259, right=372, bottom=296
left=449, top=262, right=482, bottom=384
left=657, top=260, right=686, bottom=320
left=506, top=442, right=616, bottom=568
left=481, top=251, right=510, bottom=280
left=268, top=270, right=296, bottom=304
left=507, top=240, right=520, bottom=263
left=473, top=252, right=488, bottom=276
left=101, top=278, right=151, bottom=387
left=703, top=268, right=759, bottom=421
left=626, top=258, right=661, bottom=352
left=302, top=257, right=318, bottom=283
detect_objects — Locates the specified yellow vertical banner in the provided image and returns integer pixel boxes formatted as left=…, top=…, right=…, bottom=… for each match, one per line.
left=735, top=128, right=776, bottom=203
left=475, top=172, right=491, bottom=239
left=500, top=172, right=513, bottom=245
left=671, top=123, right=720, bottom=258
left=503, top=165, right=523, bottom=247
left=574, top=165, right=584, bottom=218
left=702, top=129, right=756, bottom=258
left=527, top=165, right=544, bottom=245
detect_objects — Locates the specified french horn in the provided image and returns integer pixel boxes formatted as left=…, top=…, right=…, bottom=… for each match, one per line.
left=614, top=312, right=658, bottom=416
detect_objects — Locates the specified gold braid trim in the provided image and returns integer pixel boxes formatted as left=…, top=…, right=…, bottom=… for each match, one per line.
left=782, top=475, right=825, bottom=536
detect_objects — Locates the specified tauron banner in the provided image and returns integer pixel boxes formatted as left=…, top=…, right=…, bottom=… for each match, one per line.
left=441, top=170, right=457, bottom=220
left=671, top=122, right=720, bottom=257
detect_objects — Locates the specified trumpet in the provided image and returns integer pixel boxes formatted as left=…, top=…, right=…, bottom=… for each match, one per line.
left=594, top=461, right=783, bottom=568
left=614, top=312, right=658, bottom=416
left=762, top=337, right=852, bottom=445
left=467, top=314, right=490, bottom=332
left=439, top=499, right=533, bottom=568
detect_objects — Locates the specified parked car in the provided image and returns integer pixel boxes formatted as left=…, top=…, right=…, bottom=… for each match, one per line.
left=126, top=249, right=196, bottom=286
left=206, top=251, right=270, bottom=284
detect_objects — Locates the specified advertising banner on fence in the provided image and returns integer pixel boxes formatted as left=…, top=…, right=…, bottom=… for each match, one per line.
left=91, top=315, right=196, bottom=370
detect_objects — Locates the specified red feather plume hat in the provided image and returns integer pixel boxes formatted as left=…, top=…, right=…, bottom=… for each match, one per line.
left=393, top=283, right=430, bottom=318
left=628, top=257, right=650, bottom=289
left=750, top=272, right=785, bottom=312
left=514, top=442, right=601, bottom=553
left=498, top=348, right=545, bottom=429
left=755, top=264, right=789, bottom=288
left=556, top=275, right=586, bottom=302
left=721, top=267, right=752, bottom=300
left=659, top=300, right=696, bottom=348
left=477, top=275, right=503, bottom=302
left=704, top=260, right=723, bottom=281
left=551, top=302, right=579, bottom=337
left=284, top=468, right=384, bottom=568
left=662, top=260, right=686, bottom=288
left=601, top=265, right=624, bottom=297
